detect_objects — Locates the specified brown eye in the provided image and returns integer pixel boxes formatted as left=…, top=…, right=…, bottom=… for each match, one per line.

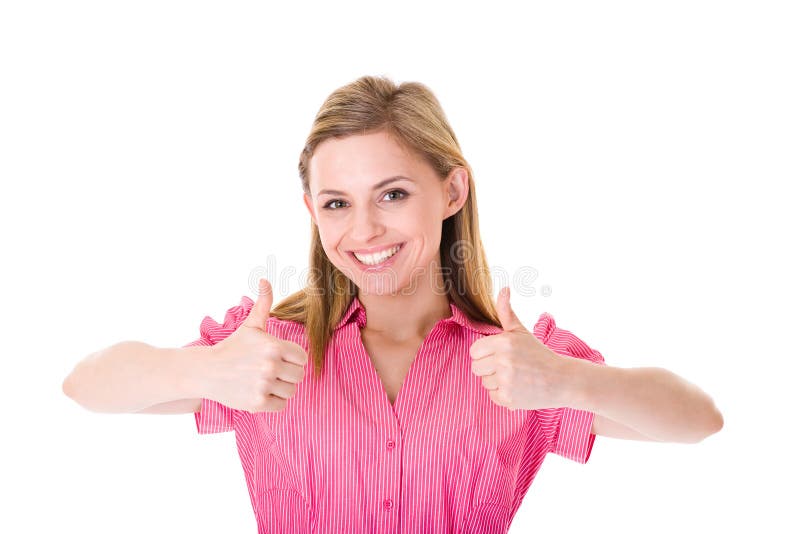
left=323, top=199, right=347, bottom=210
left=384, top=190, right=408, bottom=201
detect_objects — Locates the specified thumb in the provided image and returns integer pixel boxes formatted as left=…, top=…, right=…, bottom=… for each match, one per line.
left=243, top=278, right=273, bottom=331
left=496, top=286, right=527, bottom=333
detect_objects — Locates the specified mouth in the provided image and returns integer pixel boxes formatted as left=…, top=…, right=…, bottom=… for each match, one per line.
left=348, top=242, right=405, bottom=270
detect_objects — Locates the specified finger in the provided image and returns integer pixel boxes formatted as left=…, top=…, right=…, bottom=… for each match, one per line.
left=480, top=373, right=500, bottom=391
left=497, top=286, right=527, bottom=333
left=488, top=388, right=511, bottom=408
left=469, top=337, right=495, bottom=361
left=276, top=360, right=307, bottom=384
left=279, top=340, right=310, bottom=367
left=267, top=378, right=297, bottom=400
left=470, top=355, right=496, bottom=377
left=243, top=278, right=273, bottom=331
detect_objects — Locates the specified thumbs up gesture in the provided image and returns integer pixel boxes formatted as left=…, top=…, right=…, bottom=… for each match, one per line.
left=206, top=279, right=309, bottom=413
left=469, top=287, right=572, bottom=411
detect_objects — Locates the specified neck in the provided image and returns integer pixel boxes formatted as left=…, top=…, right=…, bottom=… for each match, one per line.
left=357, top=262, right=452, bottom=342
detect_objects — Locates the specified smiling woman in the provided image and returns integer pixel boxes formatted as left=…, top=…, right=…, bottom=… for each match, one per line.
left=183, top=74, right=618, bottom=532
left=62, top=73, right=722, bottom=534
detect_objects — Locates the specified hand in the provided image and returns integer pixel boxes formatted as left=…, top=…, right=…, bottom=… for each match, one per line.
left=469, top=287, right=571, bottom=411
left=206, top=278, right=309, bottom=413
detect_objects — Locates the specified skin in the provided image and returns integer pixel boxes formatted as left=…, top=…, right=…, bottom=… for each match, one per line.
left=299, top=130, right=725, bottom=442
left=303, top=129, right=470, bottom=343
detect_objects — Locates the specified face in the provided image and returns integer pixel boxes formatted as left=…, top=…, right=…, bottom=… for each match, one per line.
left=303, top=130, right=469, bottom=296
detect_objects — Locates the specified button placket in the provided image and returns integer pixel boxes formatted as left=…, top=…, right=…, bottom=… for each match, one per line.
left=379, top=429, right=400, bottom=519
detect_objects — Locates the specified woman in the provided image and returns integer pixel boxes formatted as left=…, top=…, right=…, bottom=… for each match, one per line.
left=63, top=75, right=724, bottom=533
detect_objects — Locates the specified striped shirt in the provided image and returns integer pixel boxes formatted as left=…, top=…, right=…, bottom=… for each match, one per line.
left=184, top=295, right=606, bottom=533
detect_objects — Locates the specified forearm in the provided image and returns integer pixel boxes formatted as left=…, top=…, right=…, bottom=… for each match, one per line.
left=62, top=341, right=212, bottom=413
left=563, top=358, right=723, bottom=443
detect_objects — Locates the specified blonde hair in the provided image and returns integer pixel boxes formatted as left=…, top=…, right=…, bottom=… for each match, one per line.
left=270, top=74, right=501, bottom=378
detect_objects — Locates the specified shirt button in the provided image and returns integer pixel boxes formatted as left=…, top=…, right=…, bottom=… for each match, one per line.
left=386, top=439, right=395, bottom=450
left=383, top=498, right=393, bottom=511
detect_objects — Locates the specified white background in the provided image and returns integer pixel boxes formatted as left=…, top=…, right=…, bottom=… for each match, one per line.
left=2, top=1, right=797, bottom=532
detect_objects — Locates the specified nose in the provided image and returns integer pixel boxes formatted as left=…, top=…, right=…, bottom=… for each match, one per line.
left=348, top=204, right=385, bottom=243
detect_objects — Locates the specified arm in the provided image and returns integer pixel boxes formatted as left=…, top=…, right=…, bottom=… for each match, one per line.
left=591, top=413, right=662, bottom=441
left=563, top=358, right=724, bottom=444
left=134, top=398, right=202, bottom=414
left=62, top=341, right=212, bottom=414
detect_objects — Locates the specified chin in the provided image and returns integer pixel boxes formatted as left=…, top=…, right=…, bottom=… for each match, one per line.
left=354, top=268, right=418, bottom=296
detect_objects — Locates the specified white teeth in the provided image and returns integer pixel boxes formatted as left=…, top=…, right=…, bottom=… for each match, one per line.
left=353, top=245, right=401, bottom=265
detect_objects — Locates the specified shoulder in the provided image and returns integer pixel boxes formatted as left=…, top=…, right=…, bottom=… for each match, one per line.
left=531, top=312, right=605, bottom=365
left=531, top=311, right=558, bottom=344
left=197, top=295, right=309, bottom=348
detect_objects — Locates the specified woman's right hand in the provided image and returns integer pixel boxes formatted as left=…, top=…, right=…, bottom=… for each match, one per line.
left=205, top=279, right=308, bottom=413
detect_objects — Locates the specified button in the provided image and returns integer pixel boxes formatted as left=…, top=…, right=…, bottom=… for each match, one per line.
left=383, top=498, right=393, bottom=511
left=386, top=440, right=395, bottom=450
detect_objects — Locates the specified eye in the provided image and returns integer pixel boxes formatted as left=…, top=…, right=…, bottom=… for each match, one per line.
left=384, top=189, right=408, bottom=201
left=322, top=199, right=347, bottom=210
left=321, top=189, right=408, bottom=210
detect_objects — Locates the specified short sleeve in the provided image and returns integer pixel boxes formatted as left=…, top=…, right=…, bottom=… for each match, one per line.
left=182, top=295, right=255, bottom=435
left=530, top=312, right=606, bottom=464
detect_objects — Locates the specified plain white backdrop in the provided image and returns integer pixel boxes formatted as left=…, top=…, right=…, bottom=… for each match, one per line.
left=2, top=1, right=797, bottom=532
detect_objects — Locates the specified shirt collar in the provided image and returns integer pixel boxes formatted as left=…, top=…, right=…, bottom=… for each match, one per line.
left=333, top=295, right=502, bottom=336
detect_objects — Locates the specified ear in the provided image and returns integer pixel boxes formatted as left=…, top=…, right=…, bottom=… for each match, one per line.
left=303, top=193, right=318, bottom=225
left=443, top=167, right=469, bottom=220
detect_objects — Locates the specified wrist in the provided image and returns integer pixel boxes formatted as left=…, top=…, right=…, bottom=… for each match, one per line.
left=167, top=344, right=217, bottom=400
left=557, top=355, right=595, bottom=411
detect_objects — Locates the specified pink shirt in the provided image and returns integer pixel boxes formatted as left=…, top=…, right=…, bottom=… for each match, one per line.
left=184, top=295, right=606, bottom=533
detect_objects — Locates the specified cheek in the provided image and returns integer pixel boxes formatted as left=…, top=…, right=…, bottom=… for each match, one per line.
left=419, top=208, right=444, bottom=242
left=407, top=203, right=439, bottom=232
left=317, top=225, right=345, bottom=257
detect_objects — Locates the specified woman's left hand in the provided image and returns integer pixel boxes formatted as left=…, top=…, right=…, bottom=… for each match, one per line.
left=470, top=287, right=574, bottom=411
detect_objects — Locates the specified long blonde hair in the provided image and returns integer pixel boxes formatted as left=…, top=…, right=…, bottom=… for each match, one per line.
left=270, top=74, right=502, bottom=378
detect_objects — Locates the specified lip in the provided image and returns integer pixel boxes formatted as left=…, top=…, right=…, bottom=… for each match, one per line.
left=349, top=242, right=405, bottom=272
left=347, top=242, right=405, bottom=254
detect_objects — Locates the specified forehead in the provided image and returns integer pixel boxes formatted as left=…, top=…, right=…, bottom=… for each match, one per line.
left=308, top=130, right=429, bottom=194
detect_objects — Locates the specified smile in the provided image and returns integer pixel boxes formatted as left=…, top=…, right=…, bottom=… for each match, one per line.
left=353, top=244, right=401, bottom=265
left=349, top=243, right=405, bottom=269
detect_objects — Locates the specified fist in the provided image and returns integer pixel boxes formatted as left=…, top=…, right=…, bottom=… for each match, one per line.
left=207, top=278, right=309, bottom=413
left=469, top=287, right=571, bottom=411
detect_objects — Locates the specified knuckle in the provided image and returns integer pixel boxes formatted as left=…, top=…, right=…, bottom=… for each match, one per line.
left=265, top=343, right=283, bottom=361
left=257, top=377, right=273, bottom=395
left=260, top=358, right=278, bottom=377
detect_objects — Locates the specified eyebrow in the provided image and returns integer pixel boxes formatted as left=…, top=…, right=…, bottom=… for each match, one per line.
left=317, top=175, right=413, bottom=197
